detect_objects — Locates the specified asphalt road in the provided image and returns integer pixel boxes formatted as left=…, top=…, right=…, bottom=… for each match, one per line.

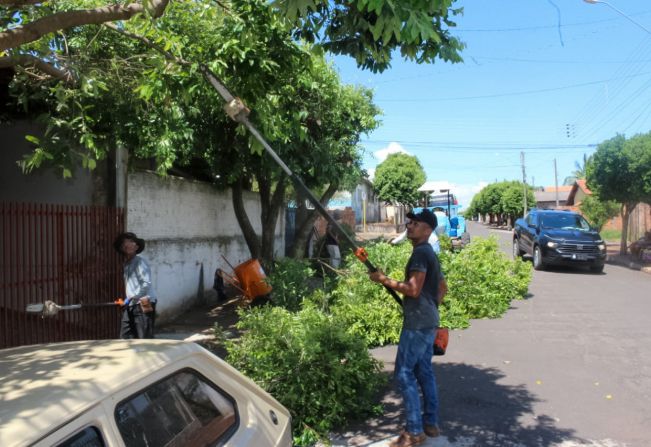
left=338, top=221, right=651, bottom=447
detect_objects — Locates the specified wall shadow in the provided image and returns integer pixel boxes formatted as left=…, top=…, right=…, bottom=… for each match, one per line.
left=333, top=361, right=582, bottom=447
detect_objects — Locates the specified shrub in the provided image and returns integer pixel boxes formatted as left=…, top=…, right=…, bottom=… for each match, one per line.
left=223, top=305, right=385, bottom=444
left=329, top=241, right=409, bottom=347
left=329, top=237, right=532, bottom=343
left=438, top=233, right=452, bottom=252
left=267, top=258, right=315, bottom=312
left=439, top=236, right=532, bottom=327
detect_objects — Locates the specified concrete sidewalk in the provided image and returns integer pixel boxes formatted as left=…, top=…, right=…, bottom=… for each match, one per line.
left=605, top=244, right=651, bottom=274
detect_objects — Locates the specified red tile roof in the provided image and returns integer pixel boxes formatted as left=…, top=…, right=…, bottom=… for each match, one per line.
left=576, top=179, right=592, bottom=194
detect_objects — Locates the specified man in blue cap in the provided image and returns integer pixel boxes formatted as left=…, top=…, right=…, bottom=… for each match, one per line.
left=369, top=208, right=447, bottom=447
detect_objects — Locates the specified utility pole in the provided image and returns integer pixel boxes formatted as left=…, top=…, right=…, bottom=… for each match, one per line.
left=554, top=158, right=559, bottom=208
left=520, top=151, right=528, bottom=216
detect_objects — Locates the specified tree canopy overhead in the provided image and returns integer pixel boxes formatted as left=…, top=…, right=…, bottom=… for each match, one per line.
left=5, top=0, right=380, bottom=263
left=1, top=0, right=464, bottom=86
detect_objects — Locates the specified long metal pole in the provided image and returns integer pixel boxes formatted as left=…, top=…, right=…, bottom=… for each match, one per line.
left=201, top=66, right=403, bottom=306
left=554, top=159, right=559, bottom=207
left=521, top=151, right=528, bottom=216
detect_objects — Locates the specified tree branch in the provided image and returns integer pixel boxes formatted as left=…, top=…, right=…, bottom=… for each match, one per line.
left=0, top=0, right=170, bottom=52
left=0, top=0, right=42, bottom=6
left=103, top=22, right=190, bottom=66
left=0, top=53, right=76, bottom=84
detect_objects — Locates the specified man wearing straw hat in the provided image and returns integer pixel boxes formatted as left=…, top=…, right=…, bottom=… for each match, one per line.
left=114, top=232, right=157, bottom=339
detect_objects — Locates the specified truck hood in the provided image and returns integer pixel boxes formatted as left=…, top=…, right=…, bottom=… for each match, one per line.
left=543, top=229, right=601, bottom=242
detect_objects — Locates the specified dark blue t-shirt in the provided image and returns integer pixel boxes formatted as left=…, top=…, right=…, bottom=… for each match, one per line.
left=402, top=242, right=443, bottom=330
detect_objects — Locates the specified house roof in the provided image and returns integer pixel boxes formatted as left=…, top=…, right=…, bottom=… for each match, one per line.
left=576, top=179, right=592, bottom=194
left=566, top=179, right=593, bottom=205
left=545, top=185, right=573, bottom=193
left=535, top=190, right=571, bottom=203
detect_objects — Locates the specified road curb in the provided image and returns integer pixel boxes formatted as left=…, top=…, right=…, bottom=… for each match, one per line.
left=605, top=255, right=651, bottom=274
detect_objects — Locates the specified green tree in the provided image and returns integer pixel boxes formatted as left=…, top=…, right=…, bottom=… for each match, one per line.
left=279, top=0, right=465, bottom=72
left=587, top=133, right=651, bottom=254
left=8, top=0, right=380, bottom=264
left=1, top=0, right=464, bottom=84
left=499, top=181, right=535, bottom=224
left=466, top=181, right=533, bottom=225
left=373, top=152, right=426, bottom=206
left=579, top=195, right=620, bottom=231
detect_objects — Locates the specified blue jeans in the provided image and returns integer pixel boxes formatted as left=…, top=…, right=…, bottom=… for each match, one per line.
left=395, top=328, right=439, bottom=434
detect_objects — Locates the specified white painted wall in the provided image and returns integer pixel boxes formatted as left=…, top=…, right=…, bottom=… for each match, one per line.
left=127, top=171, right=285, bottom=322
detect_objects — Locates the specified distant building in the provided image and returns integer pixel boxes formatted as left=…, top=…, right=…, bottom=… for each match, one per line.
left=534, top=185, right=572, bottom=209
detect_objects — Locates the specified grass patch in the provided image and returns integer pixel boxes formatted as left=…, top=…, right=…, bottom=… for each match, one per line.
left=600, top=228, right=621, bottom=241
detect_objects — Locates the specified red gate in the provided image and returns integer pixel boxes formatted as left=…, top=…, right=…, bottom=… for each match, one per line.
left=1, top=202, right=125, bottom=349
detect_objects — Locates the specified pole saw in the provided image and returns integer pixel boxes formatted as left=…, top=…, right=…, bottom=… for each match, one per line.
left=26, top=299, right=124, bottom=318
left=199, top=65, right=403, bottom=307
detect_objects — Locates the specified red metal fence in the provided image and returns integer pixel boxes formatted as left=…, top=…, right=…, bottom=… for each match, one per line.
left=1, top=202, right=125, bottom=349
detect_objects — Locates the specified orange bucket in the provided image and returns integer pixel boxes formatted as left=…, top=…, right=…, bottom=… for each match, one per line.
left=233, top=259, right=272, bottom=300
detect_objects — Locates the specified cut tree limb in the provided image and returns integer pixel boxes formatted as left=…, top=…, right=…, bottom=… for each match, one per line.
left=0, top=54, right=76, bottom=84
left=0, top=0, right=170, bottom=52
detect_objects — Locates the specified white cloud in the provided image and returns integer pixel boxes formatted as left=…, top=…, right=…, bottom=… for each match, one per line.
left=373, top=142, right=410, bottom=163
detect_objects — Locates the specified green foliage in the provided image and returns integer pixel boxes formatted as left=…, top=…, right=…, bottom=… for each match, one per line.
left=438, top=233, right=452, bottom=252
left=586, top=135, right=632, bottom=204
left=329, top=241, right=409, bottom=346
left=373, top=153, right=426, bottom=205
left=9, top=0, right=381, bottom=263
left=466, top=181, right=534, bottom=222
left=587, top=133, right=651, bottom=252
left=267, top=258, right=316, bottom=311
left=328, top=237, right=532, bottom=344
left=2, top=0, right=464, bottom=88
left=275, top=0, right=466, bottom=72
left=223, top=305, right=385, bottom=443
left=439, top=237, right=532, bottom=328
left=600, top=228, right=622, bottom=242
left=579, top=195, right=620, bottom=231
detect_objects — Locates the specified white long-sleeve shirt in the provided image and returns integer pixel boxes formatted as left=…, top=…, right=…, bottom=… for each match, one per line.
left=124, top=255, right=157, bottom=305
left=391, top=230, right=441, bottom=254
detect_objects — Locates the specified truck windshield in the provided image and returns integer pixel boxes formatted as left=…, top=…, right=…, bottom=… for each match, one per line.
left=540, top=214, right=591, bottom=231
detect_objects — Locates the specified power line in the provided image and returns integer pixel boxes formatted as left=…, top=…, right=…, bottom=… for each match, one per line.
left=375, top=70, right=651, bottom=102
left=454, top=10, right=651, bottom=33
left=362, top=140, right=597, bottom=152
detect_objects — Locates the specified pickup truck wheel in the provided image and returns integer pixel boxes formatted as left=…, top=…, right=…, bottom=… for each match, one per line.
left=533, top=246, right=545, bottom=270
left=513, top=239, right=524, bottom=258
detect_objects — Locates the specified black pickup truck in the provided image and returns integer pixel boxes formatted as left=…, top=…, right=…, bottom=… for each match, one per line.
left=513, top=209, right=607, bottom=272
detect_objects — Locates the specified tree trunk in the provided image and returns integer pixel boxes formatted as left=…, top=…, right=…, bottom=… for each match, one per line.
left=620, top=202, right=633, bottom=255
left=260, top=178, right=287, bottom=266
left=290, top=182, right=339, bottom=258
left=231, top=178, right=261, bottom=259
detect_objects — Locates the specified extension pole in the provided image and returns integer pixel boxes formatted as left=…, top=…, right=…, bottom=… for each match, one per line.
left=200, top=65, right=403, bottom=307
left=521, top=151, right=528, bottom=217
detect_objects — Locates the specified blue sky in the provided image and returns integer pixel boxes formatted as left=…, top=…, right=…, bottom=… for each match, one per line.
left=332, top=0, right=651, bottom=209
